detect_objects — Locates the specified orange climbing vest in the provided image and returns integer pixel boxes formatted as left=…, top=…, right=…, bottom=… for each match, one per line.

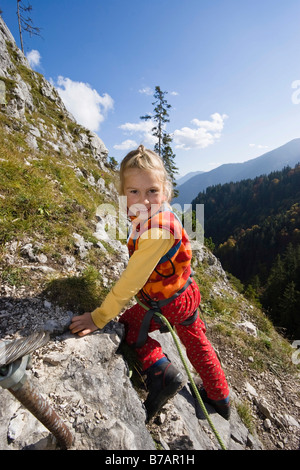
left=127, top=205, right=192, bottom=304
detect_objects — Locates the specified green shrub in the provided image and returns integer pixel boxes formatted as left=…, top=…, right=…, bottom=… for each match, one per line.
left=43, top=267, right=107, bottom=314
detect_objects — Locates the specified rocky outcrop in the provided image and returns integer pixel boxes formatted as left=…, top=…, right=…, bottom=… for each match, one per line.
left=1, top=238, right=299, bottom=450
left=0, top=323, right=155, bottom=451
left=0, top=16, right=108, bottom=166
left=0, top=236, right=263, bottom=451
left=0, top=241, right=265, bottom=451
left=0, top=293, right=262, bottom=451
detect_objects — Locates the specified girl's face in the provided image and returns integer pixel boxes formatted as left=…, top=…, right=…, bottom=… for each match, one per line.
left=123, top=168, right=167, bottom=218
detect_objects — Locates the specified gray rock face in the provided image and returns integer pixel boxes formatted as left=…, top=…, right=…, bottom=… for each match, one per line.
left=0, top=16, right=108, bottom=165
left=0, top=19, right=30, bottom=75
left=0, top=316, right=262, bottom=451
left=0, top=322, right=155, bottom=450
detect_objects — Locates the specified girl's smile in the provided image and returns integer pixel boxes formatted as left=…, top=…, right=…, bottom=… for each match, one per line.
left=123, top=168, right=166, bottom=218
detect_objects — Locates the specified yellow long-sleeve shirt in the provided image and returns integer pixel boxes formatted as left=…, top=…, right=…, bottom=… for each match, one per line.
left=91, top=228, right=174, bottom=329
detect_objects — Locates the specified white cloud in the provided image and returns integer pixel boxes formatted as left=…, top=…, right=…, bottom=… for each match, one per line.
left=118, top=120, right=157, bottom=147
left=113, top=139, right=138, bottom=150
left=26, top=49, right=41, bottom=68
left=119, top=121, right=152, bottom=134
left=139, top=87, right=153, bottom=96
left=139, top=87, right=178, bottom=97
left=173, top=113, right=228, bottom=150
left=249, top=143, right=269, bottom=149
left=115, top=112, right=227, bottom=154
left=55, top=76, right=114, bottom=132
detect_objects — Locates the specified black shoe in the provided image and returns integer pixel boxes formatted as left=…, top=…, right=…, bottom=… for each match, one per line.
left=144, top=361, right=184, bottom=422
left=198, top=387, right=231, bottom=421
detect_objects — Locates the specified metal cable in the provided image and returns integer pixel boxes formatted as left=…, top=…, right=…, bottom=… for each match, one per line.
left=0, top=331, right=50, bottom=367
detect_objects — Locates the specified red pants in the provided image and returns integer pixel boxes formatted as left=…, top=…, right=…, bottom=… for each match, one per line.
left=119, top=279, right=229, bottom=401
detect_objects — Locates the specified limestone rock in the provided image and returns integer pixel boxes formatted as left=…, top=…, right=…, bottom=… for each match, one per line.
left=237, top=321, right=257, bottom=337
left=0, top=16, right=108, bottom=168
left=0, top=323, right=155, bottom=450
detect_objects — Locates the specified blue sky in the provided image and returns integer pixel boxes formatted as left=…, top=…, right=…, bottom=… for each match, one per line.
left=1, top=0, right=300, bottom=177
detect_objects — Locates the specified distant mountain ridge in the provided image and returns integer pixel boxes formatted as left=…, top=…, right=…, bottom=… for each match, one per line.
left=173, top=139, right=300, bottom=206
left=176, top=170, right=204, bottom=186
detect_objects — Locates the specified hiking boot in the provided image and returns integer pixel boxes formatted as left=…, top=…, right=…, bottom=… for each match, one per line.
left=198, top=387, right=231, bottom=421
left=144, top=361, right=184, bottom=422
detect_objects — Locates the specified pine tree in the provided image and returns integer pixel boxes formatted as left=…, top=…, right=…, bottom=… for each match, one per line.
left=278, top=281, right=300, bottom=337
left=141, top=86, right=170, bottom=157
left=263, top=254, right=286, bottom=315
left=140, top=86, right=178, bottom=194
left=161, top=132, right=178, bottom=197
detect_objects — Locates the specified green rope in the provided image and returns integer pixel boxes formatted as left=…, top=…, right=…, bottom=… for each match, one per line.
left=135, top=296, right=227, bottom=451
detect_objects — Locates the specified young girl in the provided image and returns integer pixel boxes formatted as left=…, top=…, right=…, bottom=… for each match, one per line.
left=70, top=145, right=230, bottom=421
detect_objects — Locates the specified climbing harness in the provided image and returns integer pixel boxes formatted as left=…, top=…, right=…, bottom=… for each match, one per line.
left=135, top=296, right=227, bottom=451
left=135, top=276, right=199, bottom=348
left=0, top=331, right=73, bottom=449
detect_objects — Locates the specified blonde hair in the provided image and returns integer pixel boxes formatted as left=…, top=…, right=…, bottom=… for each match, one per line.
left=119, top=145, right=173, bottom=201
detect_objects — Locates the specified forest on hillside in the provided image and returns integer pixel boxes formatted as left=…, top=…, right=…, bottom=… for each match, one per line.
left=192, top=164, right=300, bottom=339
